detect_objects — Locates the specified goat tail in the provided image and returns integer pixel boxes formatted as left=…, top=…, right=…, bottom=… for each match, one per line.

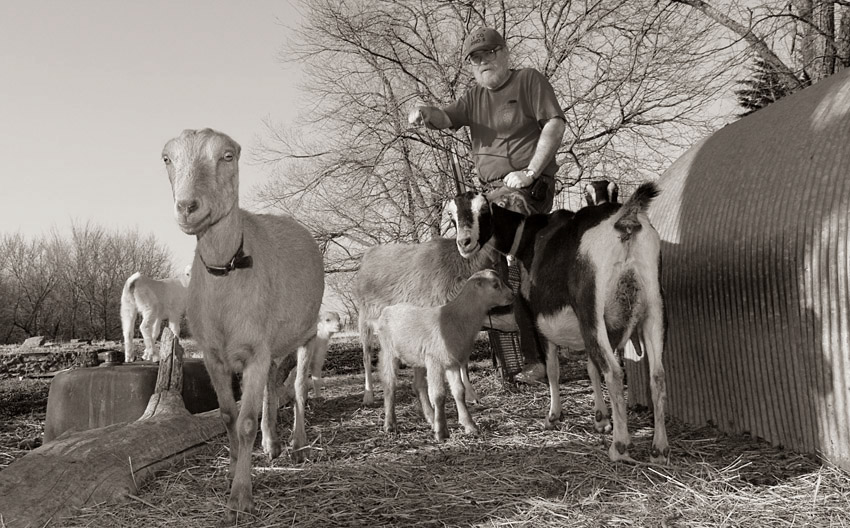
left=614, top=182, right=660, bottom=238
left=120, top=272, right=142, bottom=359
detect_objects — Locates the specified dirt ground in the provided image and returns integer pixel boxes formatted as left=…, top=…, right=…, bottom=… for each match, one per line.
left=1, top=337, right=849, bottom=527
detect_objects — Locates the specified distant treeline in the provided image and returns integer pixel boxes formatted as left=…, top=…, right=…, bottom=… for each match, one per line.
left=0, top=223, right=174, bottom=345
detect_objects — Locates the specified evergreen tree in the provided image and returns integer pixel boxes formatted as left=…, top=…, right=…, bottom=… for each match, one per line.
left=735, top=58, right=805, bottom=117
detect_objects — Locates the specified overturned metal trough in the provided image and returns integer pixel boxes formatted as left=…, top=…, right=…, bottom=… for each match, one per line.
left=625, top=68, right=850, bottom=470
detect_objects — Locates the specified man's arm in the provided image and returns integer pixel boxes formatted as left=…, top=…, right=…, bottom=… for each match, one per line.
left=408, top=106, right=453, bottom=130
left=504, top=117, right=566, bottom=188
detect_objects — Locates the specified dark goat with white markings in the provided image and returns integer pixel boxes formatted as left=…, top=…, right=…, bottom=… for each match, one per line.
left=584, top=180, right=619, bottom=206
left=449, top=182, right=669, bottom=464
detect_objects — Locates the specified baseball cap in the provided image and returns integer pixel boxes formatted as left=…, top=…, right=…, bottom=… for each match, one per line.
left=462, top=27, right=506, bottom=60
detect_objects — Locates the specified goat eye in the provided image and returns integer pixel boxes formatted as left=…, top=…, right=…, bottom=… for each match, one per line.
left=223, top=153, right=234, bottom=162
left=162, top=155, right=171, bottom=165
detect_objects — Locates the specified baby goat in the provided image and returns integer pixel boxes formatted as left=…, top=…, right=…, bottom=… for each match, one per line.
left=452, top=183, right=669, bottom=464
left=353, top=219, right=509, bottom=406
left=279, top=311, right=342, bottom=402
left=377, top=269, right=514, bottom=441
left=120, top=264, right=191, bottom=362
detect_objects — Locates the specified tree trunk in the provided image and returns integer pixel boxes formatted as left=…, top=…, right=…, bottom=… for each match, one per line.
left=672, top=0, right=804, bottom=90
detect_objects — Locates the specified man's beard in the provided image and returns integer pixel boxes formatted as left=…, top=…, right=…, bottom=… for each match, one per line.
left=477, top=68, right=510, bottom=90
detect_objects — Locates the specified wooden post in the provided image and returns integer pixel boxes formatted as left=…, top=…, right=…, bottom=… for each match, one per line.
left=140, top=328, right=189, bottom=419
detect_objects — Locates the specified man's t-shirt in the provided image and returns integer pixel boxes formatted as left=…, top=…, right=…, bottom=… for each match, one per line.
left=442, top=68, right=565, bottom=184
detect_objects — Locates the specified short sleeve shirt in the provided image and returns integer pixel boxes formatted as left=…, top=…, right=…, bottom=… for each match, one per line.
left=443, top=68, right=565, bottom=183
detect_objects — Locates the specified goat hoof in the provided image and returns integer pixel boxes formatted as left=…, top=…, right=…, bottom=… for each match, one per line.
left=222, top=509, right=248, bottom=527
left=544, top=416, right=558, bottom=430
left=650, top=446, right=671, bottom=465
left=224, top=488, right=255, bottom=526
left=608, top=442, right=635, bottom=463
left=262, top=439, right=282, bottom=460
left=594, top=411, right=612, bottom=434
left=464, top=424, right=480, bottom=436
left=363, top=391, right=375, bottom=405
left=290, top=446, right=310, bottom=463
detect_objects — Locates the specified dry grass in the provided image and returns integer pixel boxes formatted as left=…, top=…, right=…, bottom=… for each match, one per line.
left=3, top=339, right=850, bottom=527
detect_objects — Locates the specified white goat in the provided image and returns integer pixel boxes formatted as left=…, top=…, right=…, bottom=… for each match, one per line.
left=451, top=183, right=669, bottom=465
left=353, top=192, right=514, bottom=405
left=162, top=128, right=324, bottom=522
left=120, top=264, right=191, bottom=362
left=378, top=269, right=514, bottom=441
left=278, top=311, right=342, bottom=402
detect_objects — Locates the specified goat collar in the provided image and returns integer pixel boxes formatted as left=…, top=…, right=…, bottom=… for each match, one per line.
left=200, top=234, right=253, bottom=277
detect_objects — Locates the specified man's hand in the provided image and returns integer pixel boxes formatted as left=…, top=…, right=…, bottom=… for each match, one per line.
left=504, top=170, right=535, bottom=189
left=408, top=106, right=430, bottom=127
left=408, top=106, right=451, bottom=129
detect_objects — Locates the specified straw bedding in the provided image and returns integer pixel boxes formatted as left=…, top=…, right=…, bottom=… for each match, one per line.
left=2, top=338, right=848, bottom=527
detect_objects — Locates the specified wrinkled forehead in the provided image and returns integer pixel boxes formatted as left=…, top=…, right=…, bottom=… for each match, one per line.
left=448, top=192, right=489, bottom=226
left=162, top=129, right=241, bottom=160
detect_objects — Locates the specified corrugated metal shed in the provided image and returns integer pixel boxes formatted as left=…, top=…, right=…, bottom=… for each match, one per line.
left=625, top=68, right=850, bottom=469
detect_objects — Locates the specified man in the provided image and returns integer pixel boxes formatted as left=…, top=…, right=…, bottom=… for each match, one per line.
left=409, top=27, right=566, bottom=383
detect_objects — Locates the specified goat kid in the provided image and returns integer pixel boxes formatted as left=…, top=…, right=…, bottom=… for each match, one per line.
left=377, top=269, right=514, bottom=441
left=120, top=264, right=191, bottom=362
left=353, top=197, right=513, bottom=407
left=454, top=183, right=669, bottom=464
left=163, top=128, right=324, bottom=521
left=278, top=311, right=342, bottom=402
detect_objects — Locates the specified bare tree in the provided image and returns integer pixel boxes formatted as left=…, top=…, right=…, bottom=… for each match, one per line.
left=0, top=225, right=174, bottom=344
left=67, top=222, right=172, bottom=340
left=256, top=0, right=741, bottom=284
left=0, top=233, right=63, bottom=342
left=673, top=0, right=850, bottom=108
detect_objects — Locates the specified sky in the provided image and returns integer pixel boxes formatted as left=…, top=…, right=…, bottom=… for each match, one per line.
left=0, top=1, right=305, bottom=269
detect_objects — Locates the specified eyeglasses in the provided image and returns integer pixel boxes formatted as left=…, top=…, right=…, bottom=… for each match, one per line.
left=468, top=47, right=502, bottom=66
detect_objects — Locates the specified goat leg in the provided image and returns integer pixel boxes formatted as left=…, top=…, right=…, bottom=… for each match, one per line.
left=379, top=343, right=398, bottom=433
left=460, top=364, right=479, bottom=403
left=427, top=365, right=448, bottom=441
left=447, top=367, right=478, bottom=435
left=587, top=359, right=612, bottom=434
left=544, top=342, right=563, bottom=429
left=413, top=366, right=434, bottom=425
left=290, top=342, right=312, bottom=462
left=225, top=350, right=271, bottom=521
left=261, top=362, right=282, bottom=460
left=203, top=351, right=240, bottom=489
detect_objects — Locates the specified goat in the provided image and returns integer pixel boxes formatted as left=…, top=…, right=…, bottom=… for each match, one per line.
left=377, top=269, right=514, bottom=441
left=451, top=183, right=669, bottom=464
left=120, top=264, right=191, bottom=362
left=352, top=193, right=514, bottom=405
left=162, top=128, right=324, bottom=521
left=584, top=180, right=619, bottom=206
left=278, top=311, right=342, bottom=402
left=308, top=311, right=342, bottom=398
